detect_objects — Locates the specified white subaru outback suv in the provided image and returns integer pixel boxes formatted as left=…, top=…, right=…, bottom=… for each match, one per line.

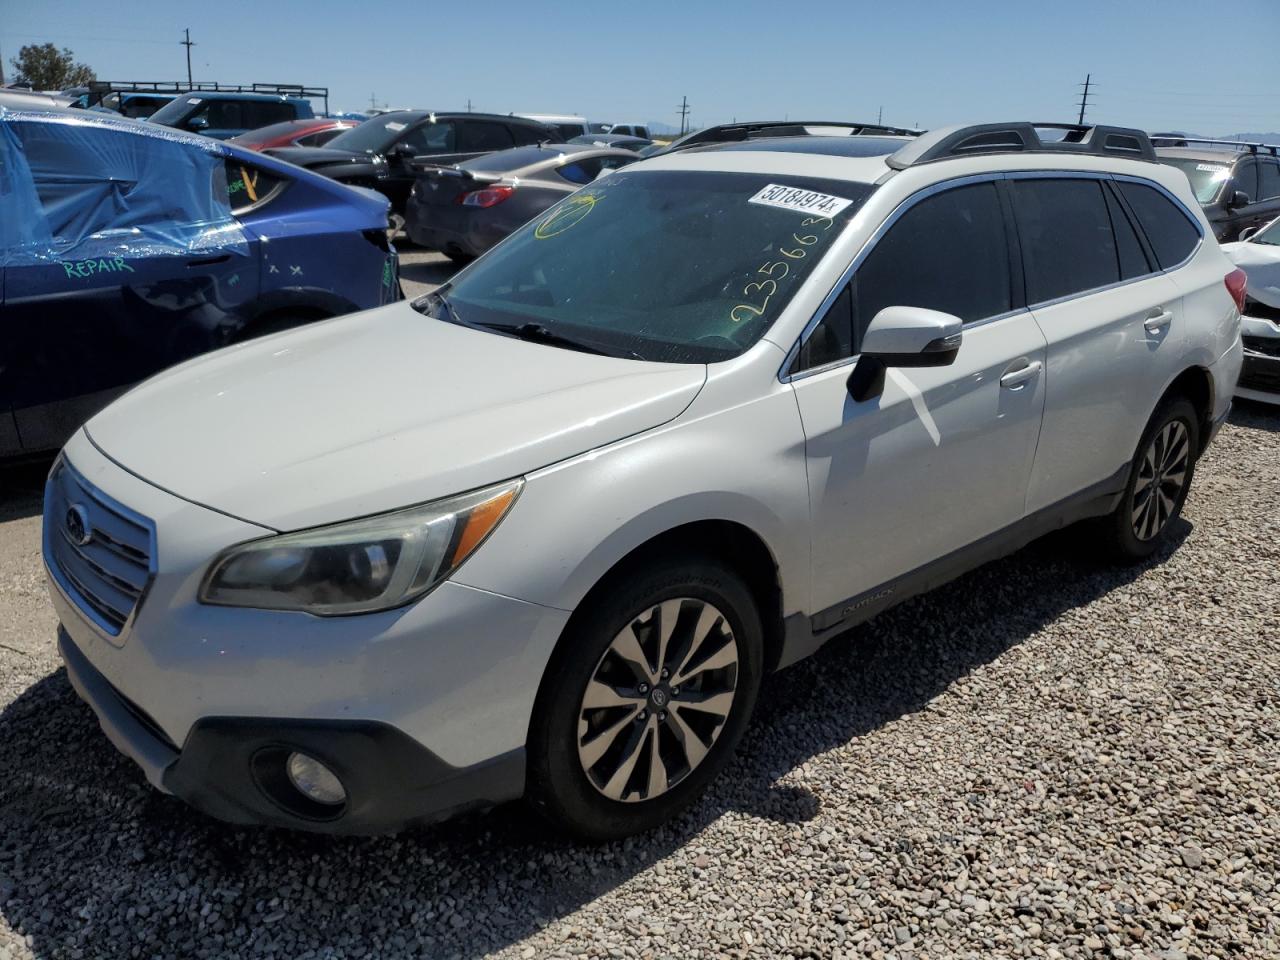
left=46, top=122, right=1244, bottom=840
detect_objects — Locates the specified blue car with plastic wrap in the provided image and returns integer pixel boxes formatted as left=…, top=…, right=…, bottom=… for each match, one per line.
left=0, top=108, right=399, bottom=455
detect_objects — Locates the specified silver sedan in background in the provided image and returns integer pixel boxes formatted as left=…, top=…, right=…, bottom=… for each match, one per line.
left=404, top=143, right=637, bottom=262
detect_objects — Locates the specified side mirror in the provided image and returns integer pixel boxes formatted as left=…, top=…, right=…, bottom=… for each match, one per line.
left=846, top=306, right=963, bottom=402
left=1239, top=225, right=1259, bottom=242
left=187, top=116, right=209, bottom=130
left=1228, top=190, right=1252, bottom=210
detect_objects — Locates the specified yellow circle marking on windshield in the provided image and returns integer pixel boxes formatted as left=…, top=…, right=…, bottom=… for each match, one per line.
left=535, top=193, right=600, bottom=239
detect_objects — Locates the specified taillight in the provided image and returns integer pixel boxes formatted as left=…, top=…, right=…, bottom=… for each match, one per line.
left=458, top=186, right=514, bottom=208
left=1224, top=268, right=1248, bottom=314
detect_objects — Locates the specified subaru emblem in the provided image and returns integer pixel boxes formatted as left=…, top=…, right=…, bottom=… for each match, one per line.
left=65, top=504, right=91, bottom=546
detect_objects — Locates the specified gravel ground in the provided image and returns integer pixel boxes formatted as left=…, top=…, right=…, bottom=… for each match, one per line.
left=0, top=402, right=1276, bottom=960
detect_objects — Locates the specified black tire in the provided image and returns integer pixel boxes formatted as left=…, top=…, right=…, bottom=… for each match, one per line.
left=445, top=250, right=475, bottom=266
left=526, top=556, right=763, bottom=841
left=1101, top=397, right=1200, bottom=561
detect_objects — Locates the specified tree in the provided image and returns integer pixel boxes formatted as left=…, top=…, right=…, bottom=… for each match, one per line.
left=9, top=43, right=95, bottom=91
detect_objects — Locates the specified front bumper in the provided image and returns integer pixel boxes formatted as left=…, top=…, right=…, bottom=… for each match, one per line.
left=60, top=631, right=523, bottom=833
left=47, top=430, right=571, bottom=832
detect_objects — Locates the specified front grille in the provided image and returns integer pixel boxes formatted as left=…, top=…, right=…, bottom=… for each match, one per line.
left=1239, top=355, right=1280, bottom=394
left=45, top=461, right=155, bottom=636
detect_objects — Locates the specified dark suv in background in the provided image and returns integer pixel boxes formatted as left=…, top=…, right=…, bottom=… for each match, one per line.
left=1154, top=138, right=1280, bottom=241
left=264, top=111, right=557, bottom=231
left=148, top=91, right=316, bottom=140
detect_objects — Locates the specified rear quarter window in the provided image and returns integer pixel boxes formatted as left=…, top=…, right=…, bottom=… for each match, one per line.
left=226, top=160, right=287, bottom=214
left=1115, top=181, right=1201, bottom=270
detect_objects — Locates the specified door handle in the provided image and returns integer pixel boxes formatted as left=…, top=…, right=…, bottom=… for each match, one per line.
left=1144, top=310, right=1173, bottom=334
left=187, top=254, right=231, bottom=267
left=1000, top=360, right=1043, bottom=390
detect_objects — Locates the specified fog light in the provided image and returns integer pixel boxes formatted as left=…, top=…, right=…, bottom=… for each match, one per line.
left=286, top=752, right=346, bottom=806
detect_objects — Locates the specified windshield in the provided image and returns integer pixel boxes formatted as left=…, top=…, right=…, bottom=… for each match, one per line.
left=325, top=113, right=418, bottom=154
left=1161, top=157, right=1232, bottom=204
left=148, top=95, right=202, bottom=127
left=437, top=169, right=874, bottom=363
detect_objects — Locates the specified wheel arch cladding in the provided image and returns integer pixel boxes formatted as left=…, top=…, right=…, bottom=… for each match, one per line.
left=1162, top=366, right=1214, bottom=453
left=544, top=519, right=787, bottom=689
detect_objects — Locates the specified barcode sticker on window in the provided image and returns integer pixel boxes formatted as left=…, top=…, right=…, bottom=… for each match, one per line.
left=748, top=184, right=853, bottom=218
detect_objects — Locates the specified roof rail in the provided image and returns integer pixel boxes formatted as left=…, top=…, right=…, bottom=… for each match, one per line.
left=1149, top=134, right=1279, bottom=156
left=665, top=119, right=922, bottom=153
left=886, top=122, right=1156, bottom=170
left=86, top=80, right=330, bottom=115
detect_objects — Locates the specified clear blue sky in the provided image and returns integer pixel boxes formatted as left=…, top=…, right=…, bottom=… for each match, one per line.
left=3, top=0, right=1277, bottom=134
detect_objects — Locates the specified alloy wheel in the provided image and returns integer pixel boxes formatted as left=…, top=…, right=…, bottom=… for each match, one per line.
left=1132, top=419, right=1190, bottom=541
left=576, top=598, right=739, bottom=803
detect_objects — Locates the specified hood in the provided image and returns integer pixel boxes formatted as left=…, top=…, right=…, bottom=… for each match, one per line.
left=85, top=304, right=707, bottom=531
left=262, top=145, right=373, bottom=170
left=1223, top=239, right=1280, bottom=310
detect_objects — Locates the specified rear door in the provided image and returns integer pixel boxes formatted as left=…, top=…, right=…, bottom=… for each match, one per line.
left=1014, top=175, right=1187, bottom=514
left=1, top=120, right=259, bottom=452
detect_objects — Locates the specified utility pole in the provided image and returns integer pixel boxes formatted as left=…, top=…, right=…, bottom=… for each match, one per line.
left=466, top=98, right=472, bottom=112
left=369, top=92, right=377, bottom=111
left=677, top=95, right=690, bottom=136
left=181, top=29, right=195, bottom=89
left=877, top=105, right=883, bottom=125
left=1076, top=73, right=1093, bottom=126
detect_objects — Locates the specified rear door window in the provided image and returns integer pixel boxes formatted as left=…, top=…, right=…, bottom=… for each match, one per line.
left=508, top=124, right=547, bottom=146
left=242, top=101, right=294, bottom=128
left=852, top=181, right=1012, bottom=336
left=459, top=121, right=515, bottom=153
left=1011, top=178, right=1118, bottom=304
left=1115, top=181, right=1201, bottom=270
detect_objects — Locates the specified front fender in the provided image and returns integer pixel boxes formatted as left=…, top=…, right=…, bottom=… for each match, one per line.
left=453, top=382, right=811, bottom=621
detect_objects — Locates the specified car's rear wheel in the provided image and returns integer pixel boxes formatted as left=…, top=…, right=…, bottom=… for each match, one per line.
left=1102, top=397, right=1200, bottom=561
left=527, top=557, right=763, bottom=841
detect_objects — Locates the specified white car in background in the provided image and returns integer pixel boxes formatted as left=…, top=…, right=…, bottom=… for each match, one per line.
left=1222, top=216, right=1280, bottom=403
left=46, top=121, right=1243, bottom=840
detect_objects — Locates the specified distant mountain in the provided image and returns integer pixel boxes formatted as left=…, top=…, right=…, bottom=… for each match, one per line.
left=1219, top=133, right=1280, bottom=144
left=646, top=120, right=680, bottom=135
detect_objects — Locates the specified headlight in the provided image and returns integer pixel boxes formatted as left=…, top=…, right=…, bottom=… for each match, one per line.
left=200, top=480, right=522, bottom=615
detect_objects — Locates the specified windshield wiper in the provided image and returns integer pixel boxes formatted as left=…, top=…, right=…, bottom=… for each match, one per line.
left=478, top=321, right=628, bottom=358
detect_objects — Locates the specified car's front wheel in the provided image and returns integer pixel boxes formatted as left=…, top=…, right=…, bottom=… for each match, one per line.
left=527, top=557, right=763, bottom=841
